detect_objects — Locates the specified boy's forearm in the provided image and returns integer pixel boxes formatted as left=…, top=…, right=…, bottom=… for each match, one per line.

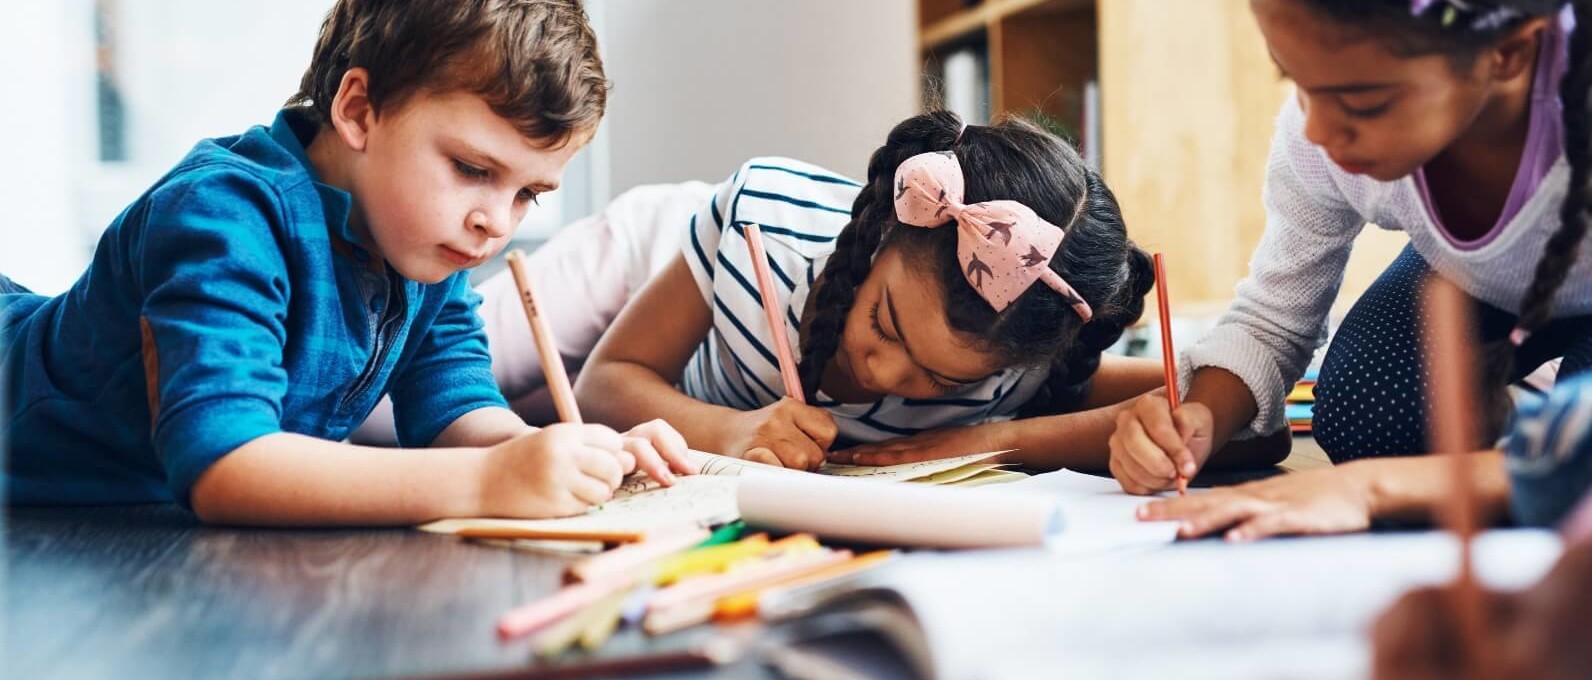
left=576, top=360, right=744, bottom=453
left=1345, top=450, right=1511, bottom=524
left=189, top=432, right=488, bottom=526
left=430, top=406, right=535, bottom=448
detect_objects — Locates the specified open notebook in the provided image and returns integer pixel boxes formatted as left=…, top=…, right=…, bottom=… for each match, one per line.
left=419, top=450, right=1023, bottom=538
left=758, top=530, right=1564, bottom=680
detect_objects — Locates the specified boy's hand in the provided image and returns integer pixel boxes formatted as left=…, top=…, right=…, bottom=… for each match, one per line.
left=478, top=423, right=628, bottom=518
left=1108, top=393, right=1213, bottom=494
left=722, top=397, right=837, bottom=471
left=1134, top=466, right=1374, bottom=541
left=827, top=422, right=1013, bottom=467
left=618, top=418, right=698, bottom=486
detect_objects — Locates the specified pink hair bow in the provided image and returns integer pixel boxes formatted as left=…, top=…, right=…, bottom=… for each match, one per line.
left=892, top=150, right=1093, bottom=321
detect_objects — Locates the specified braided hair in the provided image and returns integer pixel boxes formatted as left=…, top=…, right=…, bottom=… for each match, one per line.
left=796, top=111, right=1151, bottom=415
left=1294, top=0, right=1589, bottom=437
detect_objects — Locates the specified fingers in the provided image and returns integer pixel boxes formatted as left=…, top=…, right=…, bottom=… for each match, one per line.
left=630, top=419, right=697, bottom=475
left=566, top=467, right=616, bottom=508
left=774, top=436, right=825, bottom=471
left=622, top=436, right=677, bottom=487
left=574, top=446, right=624, bottom=494
left=1141, top=493, right=1273, bottom=539
left=790, top=402, right=840, bottom=451
left=1224, top=508, right=1306, bottom=542
left=743, top=447, right=782, bottom=467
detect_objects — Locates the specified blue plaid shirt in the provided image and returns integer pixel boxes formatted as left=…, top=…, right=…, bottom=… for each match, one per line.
left=1507, top=371, right=1592, bottom=528
left=1, top=108, right=506, bottom=507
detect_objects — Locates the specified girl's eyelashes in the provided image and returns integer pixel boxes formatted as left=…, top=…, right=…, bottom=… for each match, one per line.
left=1340, top=99, right=1393, bottom=120
left=868, top=301, right=893, bottom=343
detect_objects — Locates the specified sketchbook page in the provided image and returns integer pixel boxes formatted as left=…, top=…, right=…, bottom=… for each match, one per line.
left=820, top=451, right=1008, bottom=482
left=1012, top=469, right=1181, bottom=555
left=686, top=448, right=1008, bottom=483
left=866, top=530, right=1563, bottom=680
left=685, top=449, right=802, bottom=479
left=419, top=475, right=741, bottom=536
left=736, top=472, right=1060, bottom=549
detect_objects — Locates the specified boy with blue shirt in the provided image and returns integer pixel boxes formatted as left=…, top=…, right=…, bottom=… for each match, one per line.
left=0, top=0, right=692, bottom=525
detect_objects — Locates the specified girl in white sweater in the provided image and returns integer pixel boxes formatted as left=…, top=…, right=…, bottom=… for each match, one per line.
left=1115, top=0, right=1592, bottom=540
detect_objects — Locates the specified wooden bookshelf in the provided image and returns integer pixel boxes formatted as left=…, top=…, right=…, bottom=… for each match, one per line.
left=919, top=0, right=1097, bottom=141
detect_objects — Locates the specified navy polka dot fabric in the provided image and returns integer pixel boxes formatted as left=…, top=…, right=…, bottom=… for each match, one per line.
left=1314, top=245, right=1592, bottom=463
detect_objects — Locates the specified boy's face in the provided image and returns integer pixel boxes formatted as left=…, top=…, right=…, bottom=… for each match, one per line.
left=346, top=88, right=584, bottom=283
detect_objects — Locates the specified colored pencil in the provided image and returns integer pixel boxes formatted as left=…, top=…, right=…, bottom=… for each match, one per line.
left=505, top=249, right=581, bottom=423
left=1153, top=253, right=1188, bottom=496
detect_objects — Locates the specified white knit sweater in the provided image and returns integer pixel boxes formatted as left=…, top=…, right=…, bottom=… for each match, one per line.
left=1186, top=95, right=1592, bottom=438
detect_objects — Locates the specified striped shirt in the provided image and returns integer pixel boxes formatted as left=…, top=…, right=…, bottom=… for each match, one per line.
left=679, top=157, right=1048, bottom=446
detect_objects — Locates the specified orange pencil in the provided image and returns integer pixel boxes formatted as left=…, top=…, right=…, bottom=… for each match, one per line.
left=505, top=249, right=581, bottom=423
left=1153, top=253, right=1188, bottom=496
left=1419, top=277, right=1489, bottom=673
left=743, top=224, right=805, bottom=403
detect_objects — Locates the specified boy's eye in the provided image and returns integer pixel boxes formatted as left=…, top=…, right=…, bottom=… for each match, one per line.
left=517, top=188, right=540, bottom=205
left=453, top=159, right=489, bottom=179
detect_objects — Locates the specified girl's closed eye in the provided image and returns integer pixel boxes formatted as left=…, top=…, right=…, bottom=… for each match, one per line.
left=1340, top=96, right=1394, bottom=120
left=868, top=301, right=893, bottom=342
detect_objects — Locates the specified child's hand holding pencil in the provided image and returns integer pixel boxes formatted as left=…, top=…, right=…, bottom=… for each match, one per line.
left=717, top=397, right=838, bottom=471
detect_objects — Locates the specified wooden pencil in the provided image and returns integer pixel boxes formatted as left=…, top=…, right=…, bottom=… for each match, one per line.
left=1153, top=253, right=1188, bottom=496
left=505, top=249, right=582, bottom=423
left=1419, top=276, right=1489, bottom=673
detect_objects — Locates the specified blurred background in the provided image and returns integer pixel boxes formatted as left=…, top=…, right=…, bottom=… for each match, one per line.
left=0, top=0, right=1408, bottom=329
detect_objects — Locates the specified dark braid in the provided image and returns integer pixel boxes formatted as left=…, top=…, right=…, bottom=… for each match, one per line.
left=1478, top=0, right=1592, bottom=435
left=797, top=111, right=962, bottom=401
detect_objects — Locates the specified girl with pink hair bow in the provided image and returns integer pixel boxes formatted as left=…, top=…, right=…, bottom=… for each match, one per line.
left=575, top=111, right=1181, bottom=472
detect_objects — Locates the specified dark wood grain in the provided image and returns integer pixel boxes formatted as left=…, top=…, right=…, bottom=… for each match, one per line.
left=4, top=505, right=774, bottom=680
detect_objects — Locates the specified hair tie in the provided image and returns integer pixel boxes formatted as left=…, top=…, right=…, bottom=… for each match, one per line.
left=893, top=150, right=1093, bottom=320
left=1509, top=327, right=1531, bottom=347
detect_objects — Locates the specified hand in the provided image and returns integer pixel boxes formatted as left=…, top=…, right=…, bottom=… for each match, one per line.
left=1135, top=466, right=1374, bottom=541
left=477, top=423, right=629, bottom=518
left=720, top=397, right=838, bottom=471
left=826, top=422, right=1013, bottom=467
left=617, top=418, right=698, bottom=486
left=1108, top=393, right=1214, bottom=494
left=1371, top=543, right=1592, bottom=680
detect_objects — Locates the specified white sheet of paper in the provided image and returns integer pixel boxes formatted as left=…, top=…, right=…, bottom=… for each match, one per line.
left=860, top=530, right=1563, bottom=680
left=1010, top=469, right=1181, bottom=555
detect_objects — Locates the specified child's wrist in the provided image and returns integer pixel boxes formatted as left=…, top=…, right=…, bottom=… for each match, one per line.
left=449, top=446, right=495, bottom=518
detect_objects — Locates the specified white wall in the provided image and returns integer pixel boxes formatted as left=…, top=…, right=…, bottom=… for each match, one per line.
left=0, top=0, right=336, bottom=295
left=594, top=0, right=918, bottom=197
left=0, top=1, right=94, bottom=294
left=0, top=0, right=919, bottom=294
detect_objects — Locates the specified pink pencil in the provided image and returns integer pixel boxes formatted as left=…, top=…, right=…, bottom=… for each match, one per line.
left=505, top=249, right=581, bottom=423
left=496, top=575, right=633, bottom=640
left=743, top=224, right=805, bottom=403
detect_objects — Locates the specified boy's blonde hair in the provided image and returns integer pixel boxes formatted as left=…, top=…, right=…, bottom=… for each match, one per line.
left=286, top=0, right=608, bottom=146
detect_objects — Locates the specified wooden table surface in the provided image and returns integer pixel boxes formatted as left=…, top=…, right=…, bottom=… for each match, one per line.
left=4, top=504, right=774, bottom=680
left=5, top=437, right=1331, bottom=680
